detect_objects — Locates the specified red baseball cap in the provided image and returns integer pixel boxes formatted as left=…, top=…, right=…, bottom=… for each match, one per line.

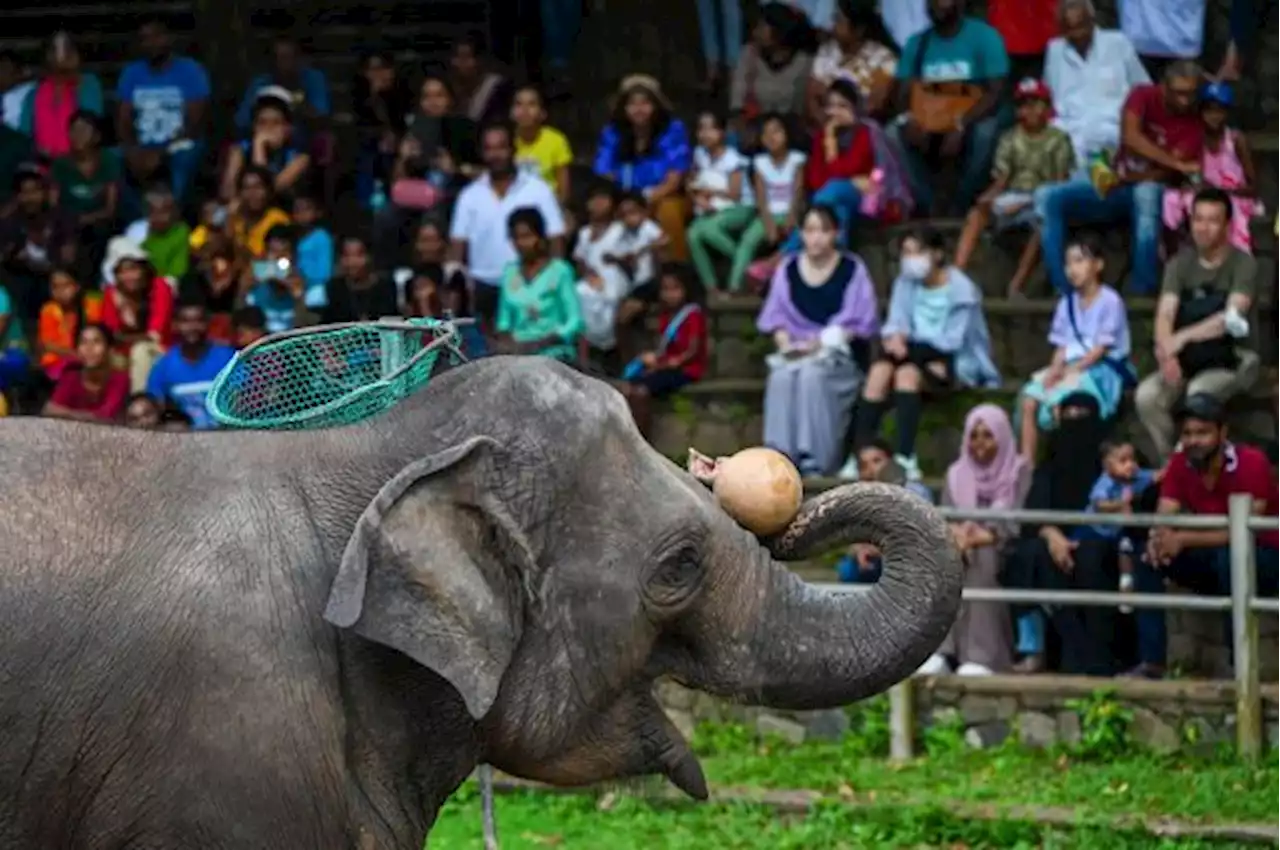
left=1014, top=77, right=1053, bottom=103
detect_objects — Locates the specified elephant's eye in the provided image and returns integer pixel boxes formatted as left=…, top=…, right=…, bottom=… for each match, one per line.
left=641, top=543, right=704, bottom=616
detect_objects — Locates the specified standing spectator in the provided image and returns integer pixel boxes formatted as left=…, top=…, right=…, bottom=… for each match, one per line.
left=1043, top=0, right=1150, bottom=177
left=1131, top=394, right=1279, bottom=679
left=728, top=113, right=806, bottom=292
left=1036, top=62, right=1203, bottom=296
left=1136, top=188, right=1259, bottom=461
left=696, top=0, right=743, bottom=92
left=919, top=404, right=1031, bottom=675
left=42, top=323, right=128, bottom=422
left=115, top=17, right=210, bottom=210
left=730, top=3, right=813, bottom=147
left=852, top=226, right=999, bottom=480
left=808, top=0, right=897, bottom=123
left=220, top=88, right=311, bottom=202
left=235, top=34, right=331, bottom=145
left=512, top=85, right=572, bottom=203
left=889, top=0, right=1010, bottom=217
left=19, top=32, right=105, bottom=162
left=593, top=75, right=693, bottom=260
left=101, top=243, right=174, bottom=391
left=494, top=207, right=582, bottom=362
left=228, top=166, right=291, bottom=260
left=49, top=111, right=119, bottom=277
left=758, top=205, right=879, bottom=478
left=954, top=78, right=1074, bottom=298
left=0, top=51, right=34, bottom=132
left=449, top=122, right=565, bottom=326
left=352, top=50, right=410, bottom=210
left=449, top=32, right=513, bottom=127
left=145, top=290, right=235, bottom=430
left=36, top=265, right=102, bottom=381
left=140, top=184, right=192, bottom=281
left=321, top=235, right=399, bottom=324
left=1018, top=233, right=1133, bottom=461
left=686, top=111, right=751, bottom=293
left=0, top=169, right=77, bottom=325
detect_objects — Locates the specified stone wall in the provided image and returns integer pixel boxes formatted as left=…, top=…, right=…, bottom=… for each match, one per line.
left=656, top=675, right=1280, bottom=753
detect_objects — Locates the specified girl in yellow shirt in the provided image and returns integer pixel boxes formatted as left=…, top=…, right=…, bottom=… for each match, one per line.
left=511, top=85, right=573, bottom=202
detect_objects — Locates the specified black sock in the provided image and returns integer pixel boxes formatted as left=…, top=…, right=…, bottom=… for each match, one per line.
left=853, top=398, right=887, bottom=446
left=894, top=391, right=923, bottom=458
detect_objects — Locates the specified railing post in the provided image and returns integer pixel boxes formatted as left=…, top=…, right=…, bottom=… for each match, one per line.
left=1228, top=493, right=1261, bottom=759
left=888, top=680, right=915, bottom=760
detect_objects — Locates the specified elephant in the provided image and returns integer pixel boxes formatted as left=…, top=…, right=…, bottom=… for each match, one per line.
left=0, top=356, right=962, bottom=849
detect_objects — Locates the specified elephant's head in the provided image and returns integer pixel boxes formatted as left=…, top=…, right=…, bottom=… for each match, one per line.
left=323, top=358, right=961, bottom=798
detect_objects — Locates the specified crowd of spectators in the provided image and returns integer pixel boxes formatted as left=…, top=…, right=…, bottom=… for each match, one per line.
left=0, top=0, right=1273, bottom=680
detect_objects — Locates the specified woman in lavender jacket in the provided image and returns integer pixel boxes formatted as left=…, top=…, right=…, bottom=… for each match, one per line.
left=757, top=205, right=880, bottom=477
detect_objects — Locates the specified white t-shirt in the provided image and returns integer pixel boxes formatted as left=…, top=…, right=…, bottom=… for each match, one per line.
left=573, top=222, right=623, bottom=276
left=612, top=219, right=664, bottom=290
left=751, top=151, right=808, bottom=217
left=449, top=171, right=566, bottom=285
left=692, top=146, right=752, bottom=210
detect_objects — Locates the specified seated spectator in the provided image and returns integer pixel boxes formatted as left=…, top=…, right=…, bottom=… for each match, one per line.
left=494, top=207, right=582, bottom=362
left=50, top=111, right=119, bottom=277
left=231, top=305, right=267, bottom=349
left=395, top=218, right=467, bottom=307
left=321, top=235, right=399, bottom=324
left=245, top=225, right=316, bottom=332
left=449, top=121, right=565, bottom=325
left=220, top=88, right=311, bottom=203
left=123, top=391, right=162, bottom=428
left=101, top=244, right=174, bottom=392
left=229, top=166, right=291, bottom=259
left=758, top=205, right=879, bottom=477
left=20, top=32, right=104, bottom=162
left=1018, top=233, right=1133, bottom=461
left=1043, top=0, right=1150, bottom=178
left=609, top=191, right=670, bottom=361
left=115, top=17, right=210, bottom=211
left=0, top=168, right=77, bottom=324
left=954, top=78, right=1074, bottom=298
left=42, top=323, right=128, bottom=422
left=352, top=50, right=410, bottom=210
left=727, top=113, right=806, bottom=292
left=1003, top=392, right=1119, bottom=675
left=1037, top=62, right=1203, bottom=296
left=918, top=404, right=1031, bottom=675
left=837, top=442, right=934, bottom=583
left=403, top=262, right=488, bottom=358
left=1089, top=440, right=1161, bottom=605
left=0, top=280, right=29, bottom=395
left=185, top=232, right=244, bottom=344
left=1162, top=82, right=1259, bottom=254
left=1136, top=188, right=1259, bottom=461
left=889, top=0, right=1010, bottom=217
left=686, top=111, right=752, bottom=293
left=730, top=3, right=813, bottom=144
left=573, top=182, right=630, bottom=356
left=852, top=226, right=999, bottom=480
left=291, top=193, right=333, bottom=305
left=619, top=262, right=707, bottom=436
left=593, top=75, right=692, bottom=260
left=36, top=265, right=102, bottom=381
left=808, top=0, right=896, bottom=123
left=141, top=184, right=192, bottom=281
left=448, top=32, right=513, bottom=127
left=235, top=34, right=331, bottom=147
left=512, top=85, right=572, bottom=203
left=1131, top=394, right=1279, bottom=679
left=144, top=290, right=235, bottom=430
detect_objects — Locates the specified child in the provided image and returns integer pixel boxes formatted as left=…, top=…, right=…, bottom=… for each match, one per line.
left=728, top=113, right=806, bottom=292
left=140, top=184, right=193, bottom=280
left=618, top=262, right=707, bottom=437
left=291, top=193, right=334, bottom=303
left=955, top=78, right=1074, bottom=297
left=686, top=110, right=752, bottom=293
left=37, top=266, right=103, bottom=381
left=1087, top=441, right=1160, bottom=606
left=609, top=190, right=668, bottom=357
left=573, top=182, right=629, bottom=354
left=1162, top=81, right=1260, bottom=253
left=511, top=85, right=573, bottom=203
left=123, top=391, right=162, bottom=429
left=231, top=306, right=268, bottom=349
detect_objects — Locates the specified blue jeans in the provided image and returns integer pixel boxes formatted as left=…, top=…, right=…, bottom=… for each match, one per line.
left=1017, top=611, right=1045, bottom=654
left=1133, top=544, right=1280, bottom=667
left=1034, top=178, right=1162, bottom=294
left=695, top=0, right=742, bottom=67
left=541, top=0, right=582, bottom=70
left=887, top=115, right=1002, bottom=216
left=782, top=178, right=862, bottom=252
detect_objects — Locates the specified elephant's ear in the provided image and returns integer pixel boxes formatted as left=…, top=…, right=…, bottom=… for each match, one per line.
left=324, top=436, right=527, bottom=720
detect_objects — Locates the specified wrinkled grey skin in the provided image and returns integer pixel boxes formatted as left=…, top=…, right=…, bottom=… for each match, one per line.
left=0, top=357, right=961, bottom=849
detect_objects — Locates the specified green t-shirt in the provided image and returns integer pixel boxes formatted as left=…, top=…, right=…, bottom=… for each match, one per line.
left=1159, top=246, right=1257, bottom=303
left=143, top=222, right=193, bottom=280
left=51, top=150, right=122, bottom=216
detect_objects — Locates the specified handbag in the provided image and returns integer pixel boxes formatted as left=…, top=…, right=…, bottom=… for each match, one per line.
left=907, top=30, right=984, bottom=134
left=390, top=178, right=444, bottom=210
left=1174, top=289, right=1238, bottom=377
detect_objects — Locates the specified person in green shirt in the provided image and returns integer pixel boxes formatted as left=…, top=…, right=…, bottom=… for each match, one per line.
left=495, top=206, right=583, bottom=363
left=50, top=110, right=119, bottom=278
left=140, top=184, right=192, bottom=280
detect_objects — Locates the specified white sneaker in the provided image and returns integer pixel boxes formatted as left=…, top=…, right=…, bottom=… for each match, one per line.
left=956, top=662, right=994, bottom=677
left=894, top=453, right=922, bottom=482
left=914, top=653, right=951, bottom=676
left=836, top=456, right=859, bottom=481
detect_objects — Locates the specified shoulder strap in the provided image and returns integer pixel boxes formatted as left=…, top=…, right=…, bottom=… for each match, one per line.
left=657, top=304, right=698, bottom=353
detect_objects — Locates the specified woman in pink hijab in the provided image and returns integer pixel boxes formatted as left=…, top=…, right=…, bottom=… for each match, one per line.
left=915, top=403, right=1031, bottom=677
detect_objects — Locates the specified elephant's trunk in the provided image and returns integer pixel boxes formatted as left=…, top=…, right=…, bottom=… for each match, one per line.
left=694, top=482, right=963, bottom=710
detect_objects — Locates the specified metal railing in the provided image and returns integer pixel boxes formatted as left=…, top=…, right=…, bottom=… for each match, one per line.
left=812, top=494, right=1278, bottom=760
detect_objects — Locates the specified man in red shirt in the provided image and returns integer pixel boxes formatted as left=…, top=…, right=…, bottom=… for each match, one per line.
left=1126, top=394, right=1278, bottom=678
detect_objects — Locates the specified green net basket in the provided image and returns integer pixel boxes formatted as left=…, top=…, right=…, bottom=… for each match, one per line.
left=207, top=317, right=469, bottom=430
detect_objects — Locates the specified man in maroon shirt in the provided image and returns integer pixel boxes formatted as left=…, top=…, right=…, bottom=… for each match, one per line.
left=1126, top=394, right=1278, bottom=678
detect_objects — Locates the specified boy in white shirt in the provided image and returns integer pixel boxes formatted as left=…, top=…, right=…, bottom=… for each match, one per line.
left=609, top=190, right=668, bottom=359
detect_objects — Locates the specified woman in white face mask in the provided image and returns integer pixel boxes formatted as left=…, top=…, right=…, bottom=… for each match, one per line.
left=850, top=226, right=1001, bottom=482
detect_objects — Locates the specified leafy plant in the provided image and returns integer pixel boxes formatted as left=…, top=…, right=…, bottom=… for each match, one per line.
left=921, top=708, right=968, bottom=757
left=1066, top=688, right=1135, bottom=761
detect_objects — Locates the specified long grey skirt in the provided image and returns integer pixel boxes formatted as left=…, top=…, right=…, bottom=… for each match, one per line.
left=762, top=352, right=863, bottom=477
